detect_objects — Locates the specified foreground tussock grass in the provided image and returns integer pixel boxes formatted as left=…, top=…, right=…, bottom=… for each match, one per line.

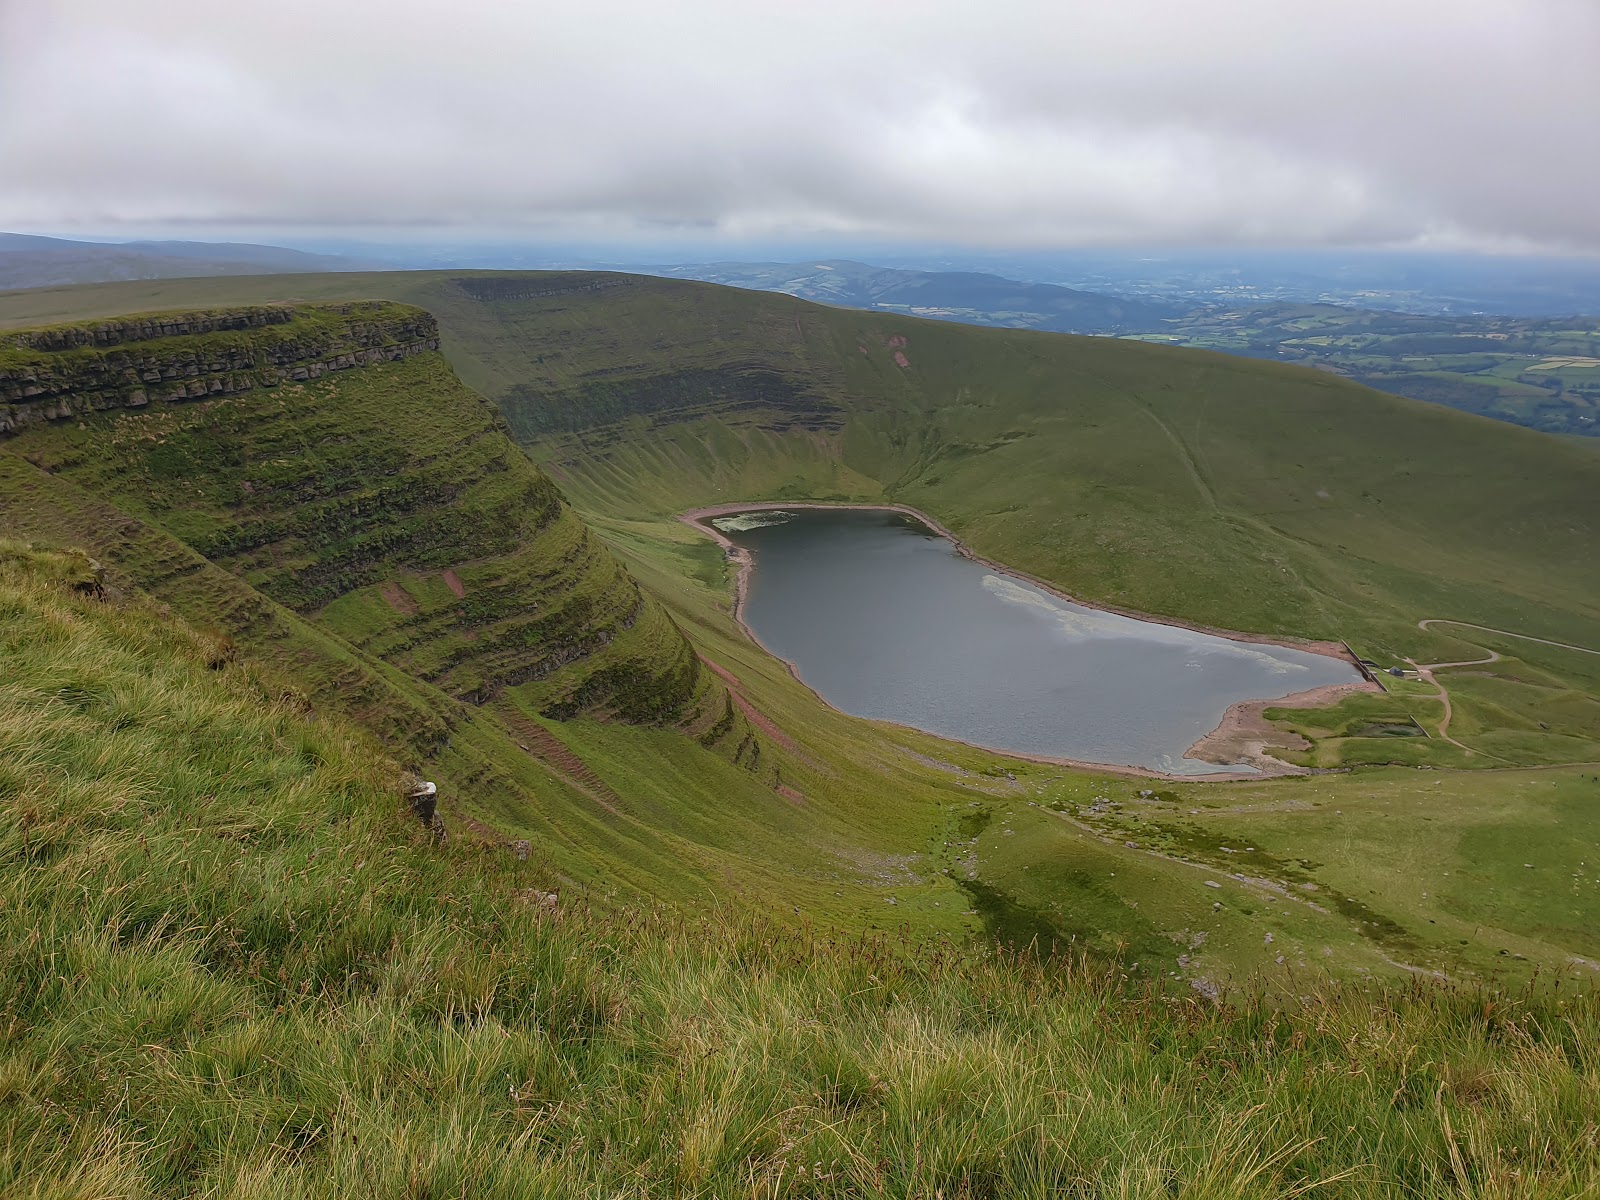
left=2, top=541, right=1598, bottom=1199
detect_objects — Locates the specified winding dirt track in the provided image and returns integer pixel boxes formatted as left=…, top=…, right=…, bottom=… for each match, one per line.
left=1408, top=619, right=1599, bottom=755
left=1404, top=660, right=1475, bottom=752
left=1418, top=618, right=1599, bottom=657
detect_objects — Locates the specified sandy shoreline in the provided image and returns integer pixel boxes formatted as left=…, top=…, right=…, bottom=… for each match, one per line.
left=680, top=500, right=1377, bottom=782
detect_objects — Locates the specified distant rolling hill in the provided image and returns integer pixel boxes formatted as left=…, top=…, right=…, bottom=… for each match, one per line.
left=630, top=259, right=1600, bottom=437
left=3, top=269, right=1594, bottom=767
left=1125, top=301, right=1600, bottom=438
left=645, top=258, right=1180, bottom=333
left=0, top=232, right=364, bottom=291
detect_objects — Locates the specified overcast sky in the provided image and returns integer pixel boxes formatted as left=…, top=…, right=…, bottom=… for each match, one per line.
left=2, top=0, right=1596, bottom=252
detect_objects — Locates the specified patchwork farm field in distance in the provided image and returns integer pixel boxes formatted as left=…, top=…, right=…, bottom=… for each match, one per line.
left=1126, top=304, right=1600, bottom=436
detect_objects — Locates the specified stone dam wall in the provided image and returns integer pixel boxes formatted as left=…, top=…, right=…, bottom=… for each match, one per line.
left=0, top=302, right=440, bottom=437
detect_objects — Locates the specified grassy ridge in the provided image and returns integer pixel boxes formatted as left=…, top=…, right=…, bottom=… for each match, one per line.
left=439, top=276, right=1599, bottom=640
left=0, top=302, right=1028, bottom=937
left=5, top=273, right=1593, bottom=641
left=4, top=277, right=1600, bottom=983
left=5, top=540, right=1599, bottom=1198
left=425, top=275, right=1600, bottom=769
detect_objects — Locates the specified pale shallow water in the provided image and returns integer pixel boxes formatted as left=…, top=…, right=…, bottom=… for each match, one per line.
left=714, top=508, right=1359, bottom=775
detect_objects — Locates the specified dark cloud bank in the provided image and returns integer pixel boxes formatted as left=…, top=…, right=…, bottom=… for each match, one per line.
left=2, top=0, right=1596, bottom=253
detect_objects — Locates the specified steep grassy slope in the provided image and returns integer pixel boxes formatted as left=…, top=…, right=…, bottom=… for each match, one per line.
left=5, top=540, right=1599, bottom=1199
left=4, top=276, right=1599, bottom=982
left=0, top=302, right=708, bottom=723
left=0, top=305, right=887, bottom=909
left=9, top=272, right=1594, bottom=650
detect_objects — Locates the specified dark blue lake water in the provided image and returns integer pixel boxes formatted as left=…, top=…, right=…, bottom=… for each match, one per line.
left=712, top=507, right=1358, bottom=775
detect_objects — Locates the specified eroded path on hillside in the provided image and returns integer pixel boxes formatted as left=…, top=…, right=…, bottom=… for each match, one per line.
left=1406, top=619, right=1600, bottom=756
left=1417, top=618, right=1600, bottom=658
left=501, top=708, right=627, bottom=817
left=1403, top=659, right=1477, bottom=753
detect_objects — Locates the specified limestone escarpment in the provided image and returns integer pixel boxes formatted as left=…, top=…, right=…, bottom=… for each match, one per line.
left=0, top=302, right=440, bottom=436
left=0, top=301, right=723, bottom=735
left=9, top=307, right=298, bottom=349
left=504, top=365, right=844, bottom=440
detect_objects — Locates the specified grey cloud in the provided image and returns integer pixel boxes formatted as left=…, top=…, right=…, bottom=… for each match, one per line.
left=1, top=0, right=1596, bottom=249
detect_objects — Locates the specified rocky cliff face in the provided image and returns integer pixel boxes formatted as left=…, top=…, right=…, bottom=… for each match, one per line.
left=0, top=303, right=439, bottom=436
left=0, top=301, right=726, bottom=740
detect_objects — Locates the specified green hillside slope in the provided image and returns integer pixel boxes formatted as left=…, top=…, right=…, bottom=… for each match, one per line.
left=0, top=301, right=719, bottom=723
left=382, top=272, right=1600, bottom=770
left=8, top=272, right=1593, bottom=647
left=6, top=540, right=1597, bottom=1198
left=1, top=302, right=702, bottom=721
left=0, top=303, right=855, bottom=905
left=4, top=277, right=1600, bottom=986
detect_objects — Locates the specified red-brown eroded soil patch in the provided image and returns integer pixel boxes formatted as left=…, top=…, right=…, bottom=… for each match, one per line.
left=501, top=709, right=626, bottom=817
left=732, top=691, right=799, bottom=752
left=378, top=581, right=418, bottom=616
left=442, top=569, right=466, bottom=598
left=699, top=655, right=800, bottom=752
left=700, top=657, right=742, bottom=688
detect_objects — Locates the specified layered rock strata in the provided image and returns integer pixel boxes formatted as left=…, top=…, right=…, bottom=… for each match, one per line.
left=1, top=303, right=439, bottom=435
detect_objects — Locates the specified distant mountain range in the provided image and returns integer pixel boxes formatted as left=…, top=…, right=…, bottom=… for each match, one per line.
left=0, top=233, right=365, bottom=291
left=643, top=259, right=1181, bottom=334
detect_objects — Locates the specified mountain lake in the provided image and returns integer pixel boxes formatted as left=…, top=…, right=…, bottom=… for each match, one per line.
left=705, top=507, right=1361, bottom=775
